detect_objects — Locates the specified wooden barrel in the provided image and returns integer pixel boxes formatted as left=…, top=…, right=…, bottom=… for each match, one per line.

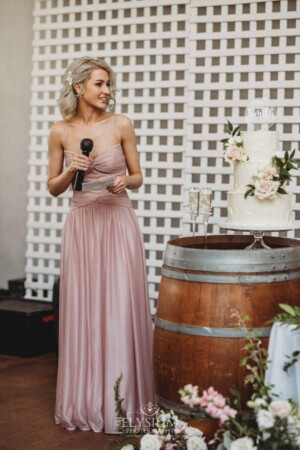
left=153, top=234, right=300, bottom=427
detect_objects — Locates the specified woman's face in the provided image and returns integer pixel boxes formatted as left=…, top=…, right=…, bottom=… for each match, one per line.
left=79, top=68, right=111, bottom=110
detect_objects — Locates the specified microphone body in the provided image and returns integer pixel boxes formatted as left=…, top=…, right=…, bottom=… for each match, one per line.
left=74, top=138, right=94, bottom=191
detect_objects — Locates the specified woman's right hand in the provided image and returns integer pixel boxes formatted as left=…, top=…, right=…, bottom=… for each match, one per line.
left=68, top=154, right=91, bottom=174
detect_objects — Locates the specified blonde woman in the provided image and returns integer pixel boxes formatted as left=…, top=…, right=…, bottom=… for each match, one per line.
left=48, top=57, right=155, bottom=433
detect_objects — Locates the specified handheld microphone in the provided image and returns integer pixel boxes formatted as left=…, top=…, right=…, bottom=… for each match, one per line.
left=74, top=138, right=94, bottom=191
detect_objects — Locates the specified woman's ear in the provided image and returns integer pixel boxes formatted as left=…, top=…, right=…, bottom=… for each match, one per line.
left=74, top=83, right=83, bottom=96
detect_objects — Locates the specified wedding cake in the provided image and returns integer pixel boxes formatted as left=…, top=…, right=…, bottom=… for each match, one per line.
left=223, top=123, right=295, bottom=227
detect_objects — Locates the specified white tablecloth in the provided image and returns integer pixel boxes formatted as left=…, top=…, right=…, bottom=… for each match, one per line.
left=265, top=321, right=300, bottom=405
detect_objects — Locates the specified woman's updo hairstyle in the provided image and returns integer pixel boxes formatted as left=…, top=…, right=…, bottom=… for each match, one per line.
left=58, top=57, right=116, bottom=120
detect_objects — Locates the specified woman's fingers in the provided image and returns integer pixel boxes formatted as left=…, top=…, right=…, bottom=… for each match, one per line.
left=70, top=155, right=91, bottom=173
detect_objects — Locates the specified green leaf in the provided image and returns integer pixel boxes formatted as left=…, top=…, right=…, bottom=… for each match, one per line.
left=290, top=148, right=296, bottom=159
left=232, top=125, right=240, bottom=136
left=279, top=303, right=296, bottom=316
left=277, top=187, right=287, bottom=195
left=280, top=169, right=290, bottom=177
left=226, top=119, right=233, bottom=132
left=221, top=138, right=229, bottom=144
left=240, top=357, right=247, bottom=367
left=244, top=186, right=255, bottom=198
left=274, top=158, right=284, bottom=169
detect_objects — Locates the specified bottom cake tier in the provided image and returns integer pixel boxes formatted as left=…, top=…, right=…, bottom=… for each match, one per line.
left=227, top=191, right=293, bottom=227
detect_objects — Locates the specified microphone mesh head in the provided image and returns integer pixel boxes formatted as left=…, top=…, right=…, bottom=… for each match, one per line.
left=80, top=138, right=93, bottom=155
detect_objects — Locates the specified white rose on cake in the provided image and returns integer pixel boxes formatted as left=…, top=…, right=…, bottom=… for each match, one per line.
left=254, top=179, right=280, bottom=199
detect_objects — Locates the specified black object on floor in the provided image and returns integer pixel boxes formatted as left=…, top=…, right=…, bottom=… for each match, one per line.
left=0, top=298, right=56, bottom=357
left=8, top=277, right=26, bottom=298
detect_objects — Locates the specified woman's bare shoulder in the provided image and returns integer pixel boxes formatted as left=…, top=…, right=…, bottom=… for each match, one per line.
left=49, top=120, right=67, bottom=139
left=112, top=114, right=133, bottom=129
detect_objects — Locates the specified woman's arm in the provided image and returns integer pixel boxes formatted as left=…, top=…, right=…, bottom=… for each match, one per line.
left=47, top=122, right=90, bottom=197
left=108, top=115, right=143, bottom=194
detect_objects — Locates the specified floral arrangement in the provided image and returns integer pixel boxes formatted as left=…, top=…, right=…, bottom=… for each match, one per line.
left=179, top=314, right=300, bottom=449
left=244, top=150, right=297, bottom=200
left=179, top=384, right=300, bottom=449
left=221, top=121, right=248, bottom=164
left=221, top=120, right=298, bottom=200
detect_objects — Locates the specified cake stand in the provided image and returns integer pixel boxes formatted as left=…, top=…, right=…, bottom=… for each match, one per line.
left=217, top=221, right=300, bottom=249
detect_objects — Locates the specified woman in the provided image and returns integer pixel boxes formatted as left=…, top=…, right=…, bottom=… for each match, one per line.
left=48, top=57, right=155, bottom=433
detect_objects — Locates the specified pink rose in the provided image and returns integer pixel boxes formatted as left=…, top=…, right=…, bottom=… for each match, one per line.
left=262, top=165, right=278, bottom=180
left=254, top=179, right=279, bottom=199
left=224, top=145, right=241, bottom=163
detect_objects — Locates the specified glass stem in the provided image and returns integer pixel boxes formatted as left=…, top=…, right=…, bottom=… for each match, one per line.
left=192, top=220, right=196, bottom=248
left=203, top=216, right=208, bottom=249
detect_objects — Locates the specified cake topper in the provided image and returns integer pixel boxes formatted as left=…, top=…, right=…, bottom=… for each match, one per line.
left=245, top=98, right=277, bottom=131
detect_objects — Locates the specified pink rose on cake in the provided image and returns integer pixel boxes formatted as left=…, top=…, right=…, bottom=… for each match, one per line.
left=254, top=179, right=280, bottom=199
left=257, top=165, right=279, bottom=180
left=224, top=145, right=248, bottom=164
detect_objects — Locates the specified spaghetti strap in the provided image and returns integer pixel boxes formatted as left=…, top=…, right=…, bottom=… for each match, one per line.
left=109, top=114, right=121, bottom=144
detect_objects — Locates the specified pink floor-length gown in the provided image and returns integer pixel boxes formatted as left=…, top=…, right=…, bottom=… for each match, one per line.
left=54, top=121, right=156, bottom=433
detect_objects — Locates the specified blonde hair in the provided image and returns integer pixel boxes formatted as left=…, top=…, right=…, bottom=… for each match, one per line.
left=58, top=57, right=116, bottom=119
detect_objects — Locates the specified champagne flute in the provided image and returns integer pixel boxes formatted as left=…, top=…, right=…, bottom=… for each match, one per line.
left=188, top=187, right=200, bottom=247
left=199, top=188, right=212, bottom=249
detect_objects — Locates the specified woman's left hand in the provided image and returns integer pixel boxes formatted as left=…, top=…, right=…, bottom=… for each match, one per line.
left=107, top=175, right=128, bottom=194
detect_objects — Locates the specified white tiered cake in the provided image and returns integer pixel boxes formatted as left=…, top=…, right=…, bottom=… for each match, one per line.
left=226, top=130, right=293, bottom=227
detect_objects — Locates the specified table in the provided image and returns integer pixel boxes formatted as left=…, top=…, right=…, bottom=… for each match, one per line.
left=265, top=321, right=300, bottom=405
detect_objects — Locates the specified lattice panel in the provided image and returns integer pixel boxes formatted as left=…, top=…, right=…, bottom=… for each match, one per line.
left=25, top=0, right=300, bottom=308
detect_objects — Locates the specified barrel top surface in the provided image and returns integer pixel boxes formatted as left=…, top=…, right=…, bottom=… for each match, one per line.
left=164, top=235, right=300, bottom=272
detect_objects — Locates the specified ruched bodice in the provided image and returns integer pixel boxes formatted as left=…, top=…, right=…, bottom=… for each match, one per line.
left=64, top=143, right=132, bottom=209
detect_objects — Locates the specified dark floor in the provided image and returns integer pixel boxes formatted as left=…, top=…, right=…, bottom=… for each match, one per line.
left=0, top=353, right=118, bottom=450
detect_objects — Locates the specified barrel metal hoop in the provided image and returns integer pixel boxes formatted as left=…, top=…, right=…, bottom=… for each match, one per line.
left=164, top=248, right=300, bottom=273
left=162, top=267, right=300, bottom=284
left=156, top=395, right=207, bottom=419
left=156, top=395, right=254, bottom=420
left=155, top=316, right=271, bottom=338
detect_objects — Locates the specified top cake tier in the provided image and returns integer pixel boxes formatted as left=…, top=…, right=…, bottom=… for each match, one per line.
left=241, top=130, right=279, bottom=160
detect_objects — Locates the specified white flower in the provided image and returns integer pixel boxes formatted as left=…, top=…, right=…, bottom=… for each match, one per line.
left=66, top=70, right=73, bottom=86
left=254, top=179, right=279, bottom=199
left=159, top=413, right=171, bottom=422
left=186, top=435, right=207, bottom=450
left=185, top=426, right=204, bottom=437
left=230, top=437, right=257, bottom=450
left=140, top=433, right=161, bottom=450
left=239, top=153, right=248, bottom=162
left=120, top=445, right=135, bottom=450
left=257, top=409, right=275, bottom=430
left=269, top=400, right=292, bottom=419
left=251, top=398, right=268, bottom=409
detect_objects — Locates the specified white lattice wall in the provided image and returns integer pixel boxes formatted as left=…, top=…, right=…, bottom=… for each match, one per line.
left=25, top=0, right=300, bottom=308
